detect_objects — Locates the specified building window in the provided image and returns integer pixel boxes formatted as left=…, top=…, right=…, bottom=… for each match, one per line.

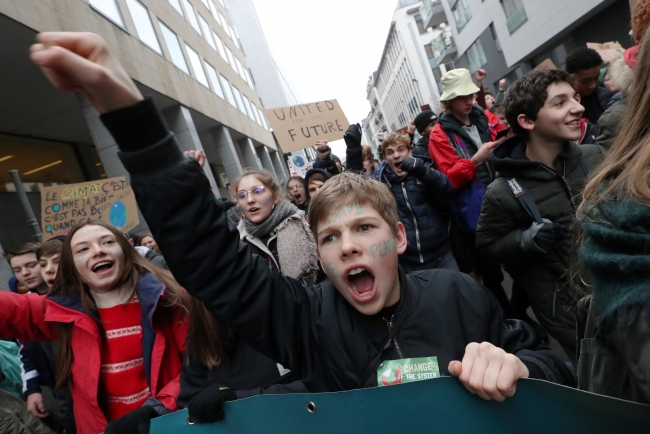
left=220, top=75, right=238, bottom=108
left=159, top=22, right=190, bottom=74
left=451, top=0, right=472, bottom=33
left=198, top=15, right=217, bottom=50
left=209, top=0, right=218, bottom=15
left=218, top=11, right=227, bottom=29
left=200, top=0, right=210, bottom=9
left=229, top=25, right=240, bottom=48
left=182, top=0, right=202, bottom=35
left=242, top=96, right=256, bottom=121
left=466, top=38, right=487, bottom=73
left=501, top=0, right=527, bottom=34
left=232, top=87, right=248, bottom=116
left=414, top=14, right=427, bottom=34
left=489, top=23, right=501, bottom=51
left=256, top=106, right=269, bottom=130
left=89, top=0, right=125, bottom=28
left=168, top=0, right=184, bottom=16
left=245, top=68, right=254, bottom=86
left=212, top=31, right=228, bottom=62
left=224, top=46, right=236, bottom=68
left=234, top=57, right=246, bottom=81
left=125, top=0, right=162, bottom=55
left=185, top=44, right=210, bottom=88
left=205, top=62, right=225, bottom=99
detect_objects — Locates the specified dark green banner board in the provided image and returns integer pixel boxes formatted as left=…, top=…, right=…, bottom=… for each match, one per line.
left=150, top=377, right=650, bottom=433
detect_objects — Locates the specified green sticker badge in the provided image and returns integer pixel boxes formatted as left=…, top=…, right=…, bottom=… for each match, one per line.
left=377, top=357, right=440, bottom=387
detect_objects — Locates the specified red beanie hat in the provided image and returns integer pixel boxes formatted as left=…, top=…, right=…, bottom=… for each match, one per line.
left=624, top=45, right=639, bottom=69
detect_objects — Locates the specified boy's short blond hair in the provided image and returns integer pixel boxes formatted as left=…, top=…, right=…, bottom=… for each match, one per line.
left=380, top=132, right=411, bottom=155
left=307, top=172, right=400, bottom=239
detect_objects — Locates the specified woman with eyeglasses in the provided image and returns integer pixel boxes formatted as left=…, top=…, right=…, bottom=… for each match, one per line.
left=234, top=169, right=321, bottom=286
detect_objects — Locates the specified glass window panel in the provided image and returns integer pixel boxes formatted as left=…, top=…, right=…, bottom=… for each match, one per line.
left=198, top=15, right=217, bottom=50
left=205, top=62, right=225, bottom=99
left=220, top=75, right=237, bottom=108
left=219, top=0, right=225, bottom=6
left=182, top=0, right=202, bottom=34
left=185, top=44, right=210, bottom=88
left=249, top=99, right=261, bottom=124
left=229, top=25, right=239, bottom=47
left=201, top=0, right=209, bottom=9
left=218, top=11, right=227, bottom=28
left=89, top=0, right=125, bottom=27
left=234, top=57, right=245, bottom=78
left=244, top=68, right=254, bottom=86
left=257, top=106, right=269, bottom=130
left=212, top=31, right=228, bottom=62
left=168, top=0, right=184, bottom=16
left=254, top=105, right=264, bottom=126
left=242, top=96, right=255, bottom=121
left=225, top=46, right=236, bottom=68
left=209, top=0, right=218, bottom=14
left=159, top=22, right=189, bottom=74
left=232, top=86, right=247, bottom=115
left=125, top=0, right=162, bottom=55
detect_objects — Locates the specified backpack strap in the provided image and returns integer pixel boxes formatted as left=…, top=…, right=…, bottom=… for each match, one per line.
left=498, top=177, right=543, bottom=224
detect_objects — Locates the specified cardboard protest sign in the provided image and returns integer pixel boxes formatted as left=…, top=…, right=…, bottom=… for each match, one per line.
left=41, top=177, right=139, bottom=240
left=150, top=377, right=650, bottom=433
left=265, top=100, right=350, bottom=153
left=534, top=58, right=557, bottom=71
left=587, top=41, right=625, bottom=64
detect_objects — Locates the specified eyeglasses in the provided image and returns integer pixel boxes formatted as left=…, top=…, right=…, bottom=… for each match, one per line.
left=288, top=184, right=302, bottom=191
left=237, top=185, right=267, bottom=200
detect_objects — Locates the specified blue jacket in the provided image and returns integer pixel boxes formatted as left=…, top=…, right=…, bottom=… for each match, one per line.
left=374, top=158, right=454, bottom=271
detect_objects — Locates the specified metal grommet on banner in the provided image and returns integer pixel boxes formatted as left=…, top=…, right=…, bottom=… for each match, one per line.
left=306, top=401, right=317, bottom=414
left=187, top=416, right=196, bottom=426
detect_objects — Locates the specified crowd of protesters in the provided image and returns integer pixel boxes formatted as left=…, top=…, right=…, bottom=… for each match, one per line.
left=1, top=2, right=650, bottom=433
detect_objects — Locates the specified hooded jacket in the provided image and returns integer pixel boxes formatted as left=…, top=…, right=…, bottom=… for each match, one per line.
left=411, top=136, right=430, bottom=158
left=476, top=136, right=603, bottom=351
left=428, top=106, right=504, bottom=190
left=374, top=158, right=454, bottom=271
left=597, top=56, right=634, bottom=149
left=303, top=168, right=332, bottom=203
left=101, top=98, right=574, bottom=395
left=0, top=273, right=188, bottom=434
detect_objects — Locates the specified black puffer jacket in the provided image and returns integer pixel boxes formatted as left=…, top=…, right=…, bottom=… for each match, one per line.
left=373, top=159, right=453, bottom=272
left=476, top=136, right=604, bottom=354
left=105, top=98, right=574, bottom=392
left=411, top=136, right=430, bottom=158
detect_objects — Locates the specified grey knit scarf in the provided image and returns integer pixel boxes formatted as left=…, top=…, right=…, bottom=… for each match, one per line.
left=244, top=200, right=298, bottom=238
left=244, top=200, right=319, bottom=284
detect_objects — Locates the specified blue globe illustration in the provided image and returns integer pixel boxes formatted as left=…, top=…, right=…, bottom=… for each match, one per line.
left=293, top=156, right=305, bottom=167
left=109, top=201, right=127, bottom=228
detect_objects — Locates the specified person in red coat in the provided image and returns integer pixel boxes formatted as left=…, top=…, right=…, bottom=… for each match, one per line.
left=0, top=220, right=194, bottom=434
left=427, top=68, right=512, bottom=317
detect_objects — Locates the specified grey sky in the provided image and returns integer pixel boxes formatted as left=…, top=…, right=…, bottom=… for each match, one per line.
left=249, top=0, right=400, bottom=159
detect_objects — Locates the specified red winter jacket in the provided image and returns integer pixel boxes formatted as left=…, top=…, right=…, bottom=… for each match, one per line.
left=428, top=108, right=504, bottom=189
left=0, top=273, right=188, bottom=434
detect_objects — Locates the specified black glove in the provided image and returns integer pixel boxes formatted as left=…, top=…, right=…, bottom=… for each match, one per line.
left=520, top=220, right=567, bottom=254
left=343, top=124, right=362, bottom=149
left=399, top=156, right=426, bottom=178
left=316, top=144, right=331, bottom=160
left=187, top=384, right=238, bottom=424
left=104, top=405, right=158, bottom=434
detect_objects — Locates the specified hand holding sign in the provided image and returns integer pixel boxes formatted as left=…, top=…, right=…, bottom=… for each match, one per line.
left=30, top=32, right=144, bottom=114
left=448, top=342, right=529, bottom=402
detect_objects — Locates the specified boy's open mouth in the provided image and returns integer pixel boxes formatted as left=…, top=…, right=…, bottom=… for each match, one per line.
left=346, top=266, right=376, bottom=302
left=294, top=193, right=302, bottom=202
left=91, top=260, right=114, bottom=275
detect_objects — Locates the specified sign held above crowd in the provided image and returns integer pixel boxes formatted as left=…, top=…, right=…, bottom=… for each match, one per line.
left=587, top=41, right=625, bottom=64
left=40, top=177, right=139, bottom=241
left=265, top=100, right=350, bottom=153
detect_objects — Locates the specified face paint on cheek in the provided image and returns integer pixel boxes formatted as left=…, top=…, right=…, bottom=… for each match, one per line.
left=74, top=255, right=89, bottom=269
left=369, top=238, right=397, bottom=260
left=324, top=261, right=339, bottom=279
left=105, top=245, right=124, bottom=256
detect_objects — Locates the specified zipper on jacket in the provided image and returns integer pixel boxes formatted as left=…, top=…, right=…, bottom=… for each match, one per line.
left=384, top=315, right=404, bottom=358
left=539, top=161, right=577, bottom=210
left=401, top=182, right=424, bottom=263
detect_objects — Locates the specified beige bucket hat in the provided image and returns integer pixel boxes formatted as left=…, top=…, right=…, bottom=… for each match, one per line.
left=439, top=68, right=480, bottom=101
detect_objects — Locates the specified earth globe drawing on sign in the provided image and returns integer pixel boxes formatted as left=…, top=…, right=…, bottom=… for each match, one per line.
left=292, top=156, right=306, bottom=167
left=109, top=201, right=127, bottom=228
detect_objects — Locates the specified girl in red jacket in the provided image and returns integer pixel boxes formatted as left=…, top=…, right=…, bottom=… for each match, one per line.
left=0, top=220, right=203, bottom=434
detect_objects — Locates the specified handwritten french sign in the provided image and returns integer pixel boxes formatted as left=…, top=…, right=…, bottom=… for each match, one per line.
left=40, top=177, right=139, bottom=241
left=265, top=100, right=350, bottom=153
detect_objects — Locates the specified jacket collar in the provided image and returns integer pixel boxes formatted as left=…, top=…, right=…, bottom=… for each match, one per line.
left=491, top=135, right=583, bottom=177
left=439, top=106, right=489, bottom=144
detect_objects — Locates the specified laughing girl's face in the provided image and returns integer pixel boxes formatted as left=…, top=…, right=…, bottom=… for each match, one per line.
left=70, top=225, right=125, bottom=293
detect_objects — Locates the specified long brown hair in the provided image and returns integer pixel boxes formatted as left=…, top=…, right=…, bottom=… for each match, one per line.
left=50, top=220, right=225, bottom=389
left=579, top=27, right=650, bottom=215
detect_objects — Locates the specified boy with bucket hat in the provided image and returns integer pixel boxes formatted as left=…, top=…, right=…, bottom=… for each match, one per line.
left=428, top=68, right=513, bottom=317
